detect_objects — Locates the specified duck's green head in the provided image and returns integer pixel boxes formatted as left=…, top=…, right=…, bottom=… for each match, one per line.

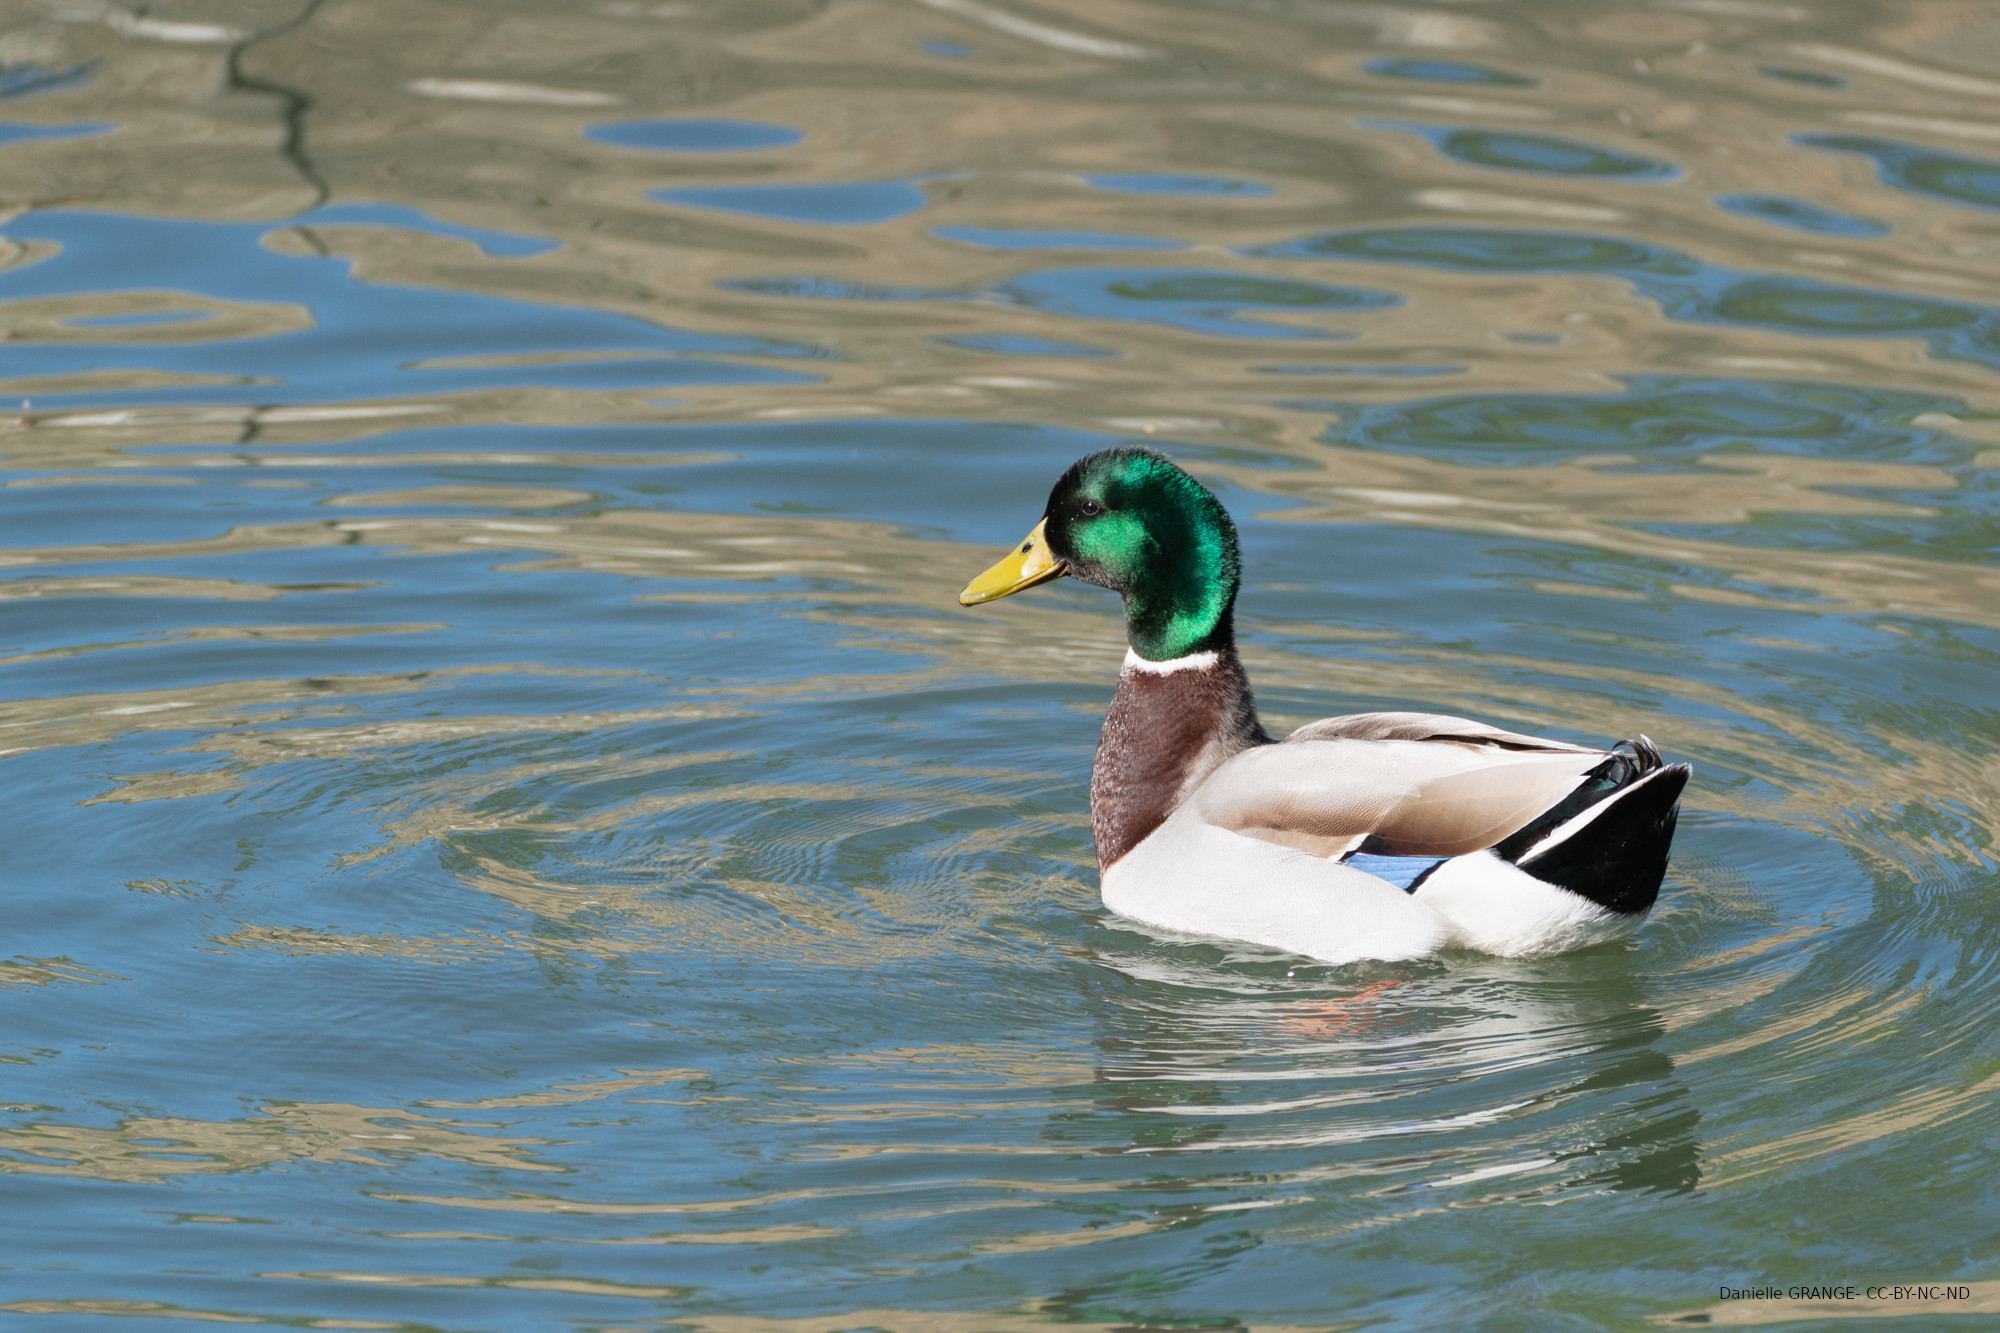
left=958, top=448, right=1241, bottom=661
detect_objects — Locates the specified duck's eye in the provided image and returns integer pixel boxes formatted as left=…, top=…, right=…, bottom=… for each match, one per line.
left=1079, top=499, right=1102, bottom=517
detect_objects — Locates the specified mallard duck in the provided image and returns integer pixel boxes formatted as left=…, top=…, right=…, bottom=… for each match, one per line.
left=958, top=447, right=1689, bottom=964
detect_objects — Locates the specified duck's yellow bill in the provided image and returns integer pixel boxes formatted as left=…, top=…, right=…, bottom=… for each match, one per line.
left=958, top=518, right=1067, bottom=605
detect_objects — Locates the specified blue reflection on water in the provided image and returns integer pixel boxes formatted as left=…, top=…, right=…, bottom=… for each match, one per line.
left=1322, top=376, right=1979, bottom=468
left=293, top=202, right=561, bottom=257
left=62, top=310, right=218, bottom=328
left=1798, top=134, right=2000, bottom=212
left=942, top=334, right=1119, bottom=358
left=651, top=179, right=931, bottom=224
left=725, top=266, right=1399, bottom=338
left=1363, top=121, right=1678, bottom=180
left=1364, top=58, right=1534, bottom=86
left=585, top=118, right=802, bottom=152
left=0, top=211, right=821, bottom=407
left=1312, top=377, right=2000, bottom=560
left=0, top=119, right=112, bottom=145
left=424, top=356, right=814, bottom=392
left=0, top=59, right=99, bottom=100
left=726, top=276, right=969, bottom=302
left=1248, top=225, right=2000, bottom=370
left=1023, top=266, right=1399, bottom=339
left=932, top=226, right=1183, bottom=251
left=1715, top=194, right=1889, bottom=237
left=1081, top=172, right=1274, bottom=196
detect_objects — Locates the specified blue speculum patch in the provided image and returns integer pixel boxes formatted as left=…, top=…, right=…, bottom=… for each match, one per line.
left=1345, top=852, right=1444, bottom=891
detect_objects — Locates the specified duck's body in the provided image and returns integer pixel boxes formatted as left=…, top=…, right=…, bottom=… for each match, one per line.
left=1096, top=649, right=1684, bottom=963
left=961, top=448, right=1689, bottom=966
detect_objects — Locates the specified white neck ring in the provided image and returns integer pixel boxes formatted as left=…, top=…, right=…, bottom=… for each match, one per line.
left=1122, top=647, right=1219, bottom=676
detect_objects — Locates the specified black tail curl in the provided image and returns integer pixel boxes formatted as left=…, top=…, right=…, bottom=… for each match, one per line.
left=1516, top=761, right=1690, bottom=917
left=1488, top=736, right=1653, bottom=861
left=1487, top=735, right=1687, bottom=917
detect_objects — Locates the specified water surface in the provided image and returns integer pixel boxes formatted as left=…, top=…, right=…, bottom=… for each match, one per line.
left=2, top=0, right=1999, bottom=1328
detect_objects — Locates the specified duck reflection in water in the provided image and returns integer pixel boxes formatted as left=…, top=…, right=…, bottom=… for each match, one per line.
left=1077, top=947, right=1702, bottom=1198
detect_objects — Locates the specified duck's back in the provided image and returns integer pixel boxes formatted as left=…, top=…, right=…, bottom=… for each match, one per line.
left=1190, top=723, right=1611, bottom=860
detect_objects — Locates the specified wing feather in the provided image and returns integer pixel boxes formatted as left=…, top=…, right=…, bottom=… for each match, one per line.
left=1189, top=734, right=1607, bottom=858
left=1283, top=711, right=1601, bottom=753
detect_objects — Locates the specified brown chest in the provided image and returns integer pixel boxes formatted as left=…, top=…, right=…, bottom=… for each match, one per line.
left=1089, top=658, right=1260, bottom=869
